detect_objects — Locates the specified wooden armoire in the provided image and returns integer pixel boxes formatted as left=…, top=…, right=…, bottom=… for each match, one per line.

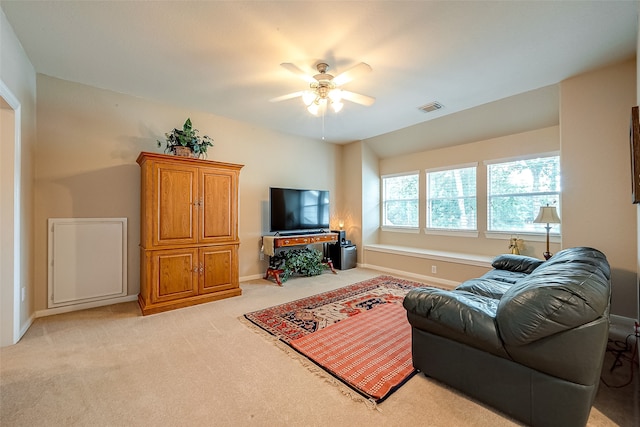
left=137, top=152, right=243, bottom=315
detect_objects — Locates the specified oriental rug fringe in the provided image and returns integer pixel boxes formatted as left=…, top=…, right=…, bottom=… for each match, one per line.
left=241, top=275, right=432, bottom=404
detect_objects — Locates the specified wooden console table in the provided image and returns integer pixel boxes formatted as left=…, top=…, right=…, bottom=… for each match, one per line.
left=263, top=232, right=338, bottom=285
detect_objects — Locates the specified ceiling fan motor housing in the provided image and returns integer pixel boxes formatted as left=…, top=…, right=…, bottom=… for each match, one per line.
left=313, top=63, right=335, bottom=85
left=310, top=65, right=336, bottom=99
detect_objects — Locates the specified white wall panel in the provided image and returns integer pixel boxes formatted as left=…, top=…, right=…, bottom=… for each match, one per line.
left=48, top=218, right=127, bottom=308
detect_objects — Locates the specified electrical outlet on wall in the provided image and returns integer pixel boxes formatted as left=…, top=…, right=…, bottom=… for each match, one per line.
left=431, top=265, right=437, bottom=274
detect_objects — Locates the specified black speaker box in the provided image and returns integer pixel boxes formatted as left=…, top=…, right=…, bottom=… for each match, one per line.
left=332, top=230, right=346, bottom=244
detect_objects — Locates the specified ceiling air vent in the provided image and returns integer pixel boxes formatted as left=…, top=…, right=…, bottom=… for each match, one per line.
left=419, top=101, right=444, bottom=113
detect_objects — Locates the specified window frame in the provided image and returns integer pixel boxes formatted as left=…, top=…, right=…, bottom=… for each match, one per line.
left=424, top=162, right=478, bottom=237
left=484, top=152, right=561, bottom=239
left=381, top=171, right=420, bottom=232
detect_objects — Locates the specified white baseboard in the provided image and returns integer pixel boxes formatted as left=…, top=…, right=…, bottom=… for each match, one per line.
left=35, top=295, right=139, bottom=318
left=609, top=314, right=638, bottom=338
left=610, top=314, right=637, bottom=327
left=240, top=273, right=266, bottom=282
left=17, top=314, right=34, bottom=342
left=359, top=263, right=459, bottom=289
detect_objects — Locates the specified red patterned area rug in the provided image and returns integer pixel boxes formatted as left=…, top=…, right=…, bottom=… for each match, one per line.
left=242, top=275, right=430, bottom=403
left=290, top=302, right=414, bottom=402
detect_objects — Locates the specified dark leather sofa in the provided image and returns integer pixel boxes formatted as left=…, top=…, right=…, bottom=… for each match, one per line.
left=403, top=247, right=611, bottom=427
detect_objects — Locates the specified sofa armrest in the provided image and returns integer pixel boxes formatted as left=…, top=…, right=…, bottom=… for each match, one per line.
left=504, top=317, right=609, bottom=385
left=491, top=254, right=544, bottom=274
left=403, top=288, right=506, bottom=356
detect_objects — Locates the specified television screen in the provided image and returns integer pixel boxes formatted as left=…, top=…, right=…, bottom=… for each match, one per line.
left=270, top=187, right=330, bottom=232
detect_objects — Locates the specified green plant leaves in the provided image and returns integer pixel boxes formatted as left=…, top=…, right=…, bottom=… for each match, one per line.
left=270, top=248, right=328, bottom=282
left=157, top=118, right=214, bottom=158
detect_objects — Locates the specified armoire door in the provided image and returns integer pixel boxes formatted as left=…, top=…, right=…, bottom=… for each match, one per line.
left=199, top=169, right=238, bottom=244
left=149, top=248, right=199, bottom=304
left=153, top=162, right=199, bottom=247
left=199, top=245, right=238, bottom=294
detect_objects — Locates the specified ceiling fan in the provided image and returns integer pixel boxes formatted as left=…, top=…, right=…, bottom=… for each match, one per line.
left=270, top=62, right=375, bottom=115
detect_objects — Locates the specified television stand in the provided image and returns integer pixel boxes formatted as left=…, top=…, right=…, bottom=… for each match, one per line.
left=275, top=230, right=330, bottom=236
left=262, top=232, right=338, bottom=285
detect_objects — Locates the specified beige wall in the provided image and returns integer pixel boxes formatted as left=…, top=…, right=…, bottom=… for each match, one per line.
left=560, top=59, right=637, bottom=318
left=374, top=126, right=560, bottom=258
left=340, top=141, right=364, bottom=260
left=338, top=140, right=380, bottom=264
left=33, top=75, right=340, bottom=312
left=362, top=142, right=380, bottom=247
left=1, top=8, right=36, bottom=344
left=364, top=250, right=490, bottom=285
left=361, top=59, right=638, bottom=319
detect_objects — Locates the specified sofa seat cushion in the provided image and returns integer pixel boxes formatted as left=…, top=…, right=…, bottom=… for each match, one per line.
left=403, top=287, right=509, bottom=357
left=453, top=254, right=542, bottom=299
left=480, top=268, right=529, bottom=285
left=455, top=278, right=514, bottom=299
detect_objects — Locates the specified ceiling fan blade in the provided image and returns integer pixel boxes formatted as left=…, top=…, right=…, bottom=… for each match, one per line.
left=341, top=90, right=376, bottom=106
left=280, top=63, right=316, bottom=83
left=269, top=91, right=304, bottom=103
left=333, top=62, right=372, bottom=86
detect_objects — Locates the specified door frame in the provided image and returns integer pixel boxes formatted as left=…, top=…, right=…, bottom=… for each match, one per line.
left=0, top=79, right=23, bottom=346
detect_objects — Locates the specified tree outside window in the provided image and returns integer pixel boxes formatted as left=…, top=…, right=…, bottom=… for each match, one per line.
left=382, top=173, right=419, bottom=227
left=427, top=166, right=477, bottom=230
left=487, top=155, right=560, bottom=233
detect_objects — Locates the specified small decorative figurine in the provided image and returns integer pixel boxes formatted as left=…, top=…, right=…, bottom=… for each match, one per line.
left=508, top=237, right=524, bottom=255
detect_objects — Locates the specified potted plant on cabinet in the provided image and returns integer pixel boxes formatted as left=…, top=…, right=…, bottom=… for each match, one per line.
left=157, top=118, right=214, bottom=159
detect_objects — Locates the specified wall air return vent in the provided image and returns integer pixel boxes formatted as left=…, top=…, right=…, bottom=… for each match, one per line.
left=419, top=101, right=444, bottom=113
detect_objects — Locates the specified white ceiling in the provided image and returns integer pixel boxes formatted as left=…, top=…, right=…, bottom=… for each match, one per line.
left=1, top=1, right=637, bottom=157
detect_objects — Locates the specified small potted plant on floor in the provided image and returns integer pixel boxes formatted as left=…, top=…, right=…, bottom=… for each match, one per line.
left=270, top=248, right=328, bottom=282
left=157, top=118, right=214, bottom=159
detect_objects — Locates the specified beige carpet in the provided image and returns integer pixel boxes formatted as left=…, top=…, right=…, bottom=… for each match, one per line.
left=1, top=268, right=638, bottom=426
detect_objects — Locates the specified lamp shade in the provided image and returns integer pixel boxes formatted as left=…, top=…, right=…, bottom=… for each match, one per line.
left=533, top=205, right=561, bottom=224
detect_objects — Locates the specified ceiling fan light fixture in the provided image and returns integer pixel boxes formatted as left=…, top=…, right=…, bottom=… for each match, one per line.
left=307, top=103, right=319, bottom=115
left=331, top=101, right=344, bottom=113
left=328, top=89, right=342, bottom=102
left=302, top=91, right=316, bottom=106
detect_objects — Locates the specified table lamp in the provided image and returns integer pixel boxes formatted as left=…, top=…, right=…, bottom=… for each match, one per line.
left=533, top=204, right=561, bottom=260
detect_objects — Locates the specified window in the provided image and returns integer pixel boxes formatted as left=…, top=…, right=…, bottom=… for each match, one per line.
left=426, top=165, right=477, bottom=231
left=487, top=154, right=560, bottom=233
left=382, top=172, right=419, bottom=228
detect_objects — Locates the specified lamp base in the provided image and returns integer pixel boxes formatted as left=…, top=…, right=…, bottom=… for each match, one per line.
left=543, top=251, right=552, bottom=260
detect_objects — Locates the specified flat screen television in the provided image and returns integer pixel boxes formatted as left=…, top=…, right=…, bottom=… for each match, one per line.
left=269, top=187, right=330, bottom=233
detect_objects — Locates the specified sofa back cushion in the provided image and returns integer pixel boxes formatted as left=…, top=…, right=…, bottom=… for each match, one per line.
left=496, top=247, right=611, bottom=347
left=491, top=254, right=544, bottom=274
